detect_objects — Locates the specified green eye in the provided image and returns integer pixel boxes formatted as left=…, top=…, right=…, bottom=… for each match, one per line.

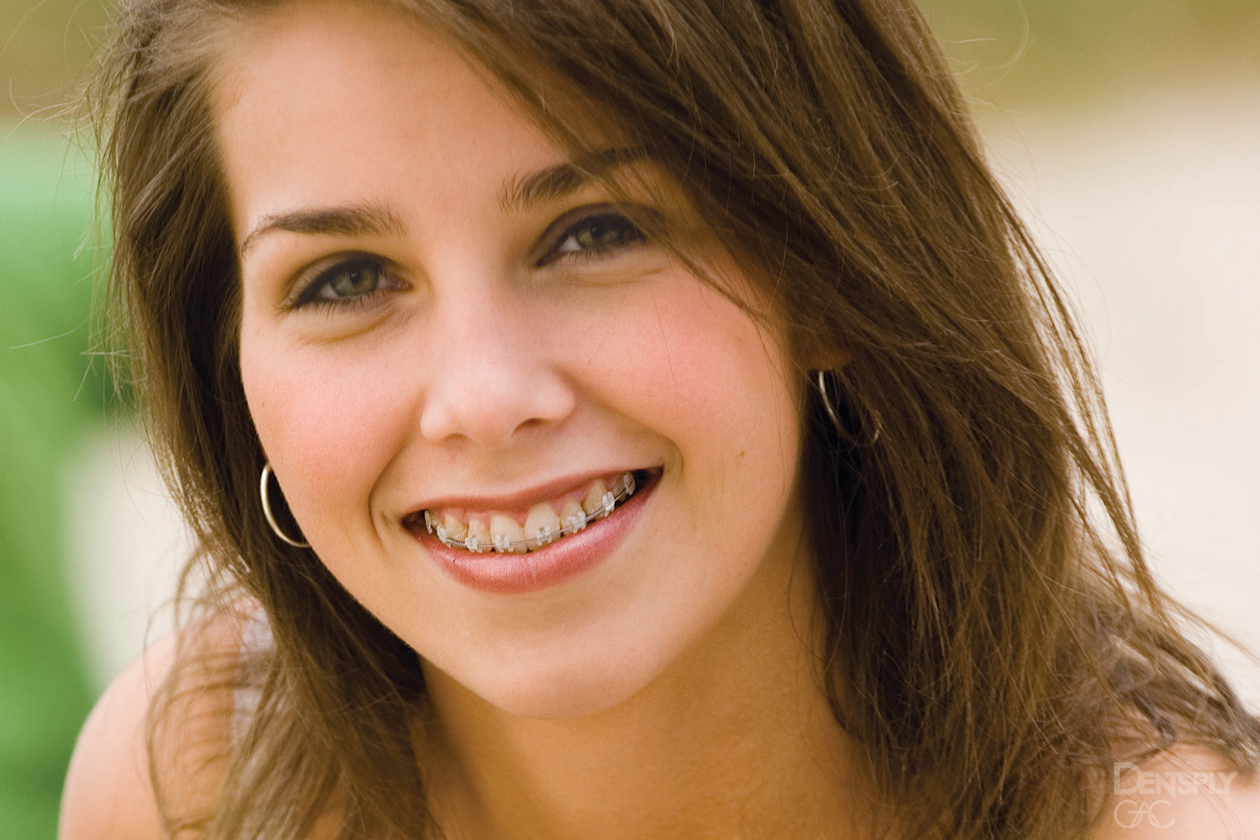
left=551, top=213, right=644, bottom=260
left=325, top=263, right=381, bottom=298
left=292, top=255, right=397, bottom=309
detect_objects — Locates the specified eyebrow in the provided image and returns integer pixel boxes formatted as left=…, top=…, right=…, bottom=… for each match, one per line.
left=239, top=203, right=405, bottom=256
left=498, top=146, right=647, bottom=214
left=238, top=146, right=648, bottom=255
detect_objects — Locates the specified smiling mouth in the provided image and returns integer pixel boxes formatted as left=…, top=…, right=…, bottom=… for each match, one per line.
left=405, top=469, right=655, bottom=554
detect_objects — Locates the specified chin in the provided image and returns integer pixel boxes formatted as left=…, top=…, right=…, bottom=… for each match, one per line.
left=459, top=645, right=668, bottom=721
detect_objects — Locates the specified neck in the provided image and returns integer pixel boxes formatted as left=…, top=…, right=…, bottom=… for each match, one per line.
left=417, top=548, right=876, bottom=840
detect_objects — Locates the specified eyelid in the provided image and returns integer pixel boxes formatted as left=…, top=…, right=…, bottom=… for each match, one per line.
left=533, top=202, right=661, bottom=266
left=285, top=252, right=400, bottom=309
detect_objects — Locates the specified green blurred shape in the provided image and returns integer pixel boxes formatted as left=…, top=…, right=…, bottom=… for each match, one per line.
left=1, top=122, right=108, bottom=840
left=919, top=0, right=1260, bottom=108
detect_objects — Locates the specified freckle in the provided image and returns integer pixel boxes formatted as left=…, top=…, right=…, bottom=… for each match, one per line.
left=739, top=450, right=745, bottom=457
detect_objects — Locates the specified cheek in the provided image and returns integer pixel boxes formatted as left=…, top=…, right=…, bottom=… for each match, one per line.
left=238, top=321, right=416, bottom=534
left=648, top=282, right=797, bottom=429
left=596, top=277, right=803, bottom=503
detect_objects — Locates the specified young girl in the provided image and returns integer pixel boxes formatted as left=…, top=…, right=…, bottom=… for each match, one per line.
left=62, top=0, right=1260, bottom=837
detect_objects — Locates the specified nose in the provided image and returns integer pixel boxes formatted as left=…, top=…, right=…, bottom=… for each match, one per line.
left=418, top=291, right=576, bottom=448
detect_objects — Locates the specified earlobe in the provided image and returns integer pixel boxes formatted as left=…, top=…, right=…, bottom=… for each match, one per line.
left=802, top=340, right=851, bottom=372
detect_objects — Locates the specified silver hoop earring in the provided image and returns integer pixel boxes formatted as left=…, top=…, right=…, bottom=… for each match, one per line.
left=260, top=462, right=310, bottom=548
left=816, top=370, right=842, bottom=428
left=815, top=370, right=883, bottom=445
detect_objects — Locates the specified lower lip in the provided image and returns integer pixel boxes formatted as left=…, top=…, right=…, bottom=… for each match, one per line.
left=413, top=477, right=654, bottom=595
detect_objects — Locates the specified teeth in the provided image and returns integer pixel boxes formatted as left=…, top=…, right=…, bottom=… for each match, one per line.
left=490, top=514, right=527, bottom=554
left=524, top=502, right=562, bottom=551
left=424, top=472, right=642, bottom=553
left=442, top=512, right=468, bottom=542
left=466, top=518, right=491, bottom=553
left=582, top=480, right=611, bottom=520
left=560, top=500, right=587, bottom=536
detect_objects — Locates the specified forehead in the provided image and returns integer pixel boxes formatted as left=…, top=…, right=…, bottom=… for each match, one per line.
left=213, top=0, right=469, bottom=105
left=206, top=0, right=767, bottom=315
left=210, top=1, right=569, bottom=240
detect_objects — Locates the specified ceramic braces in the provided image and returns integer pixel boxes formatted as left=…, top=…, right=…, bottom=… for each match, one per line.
left=423, top=472, right=637, bottom=554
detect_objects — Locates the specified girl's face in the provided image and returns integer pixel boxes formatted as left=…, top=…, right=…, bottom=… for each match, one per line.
left=220, top=0, right=812, bottom=718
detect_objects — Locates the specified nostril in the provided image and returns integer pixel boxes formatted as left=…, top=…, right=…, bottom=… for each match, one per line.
left=516, top=416, right=552, bottom=433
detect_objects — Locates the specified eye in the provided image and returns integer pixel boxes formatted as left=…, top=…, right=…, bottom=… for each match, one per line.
left=540, top=209, right=646, bottom=266
left=291, top=255, right=402, bottom=309
left=324, top=263, right=381, bottom=298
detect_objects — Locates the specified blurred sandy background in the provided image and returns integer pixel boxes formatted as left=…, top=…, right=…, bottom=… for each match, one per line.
left=2, top=1, right=1258, bottom=837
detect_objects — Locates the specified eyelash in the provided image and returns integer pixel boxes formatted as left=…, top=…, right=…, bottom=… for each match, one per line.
left=287, top=207, right=650, bottom=311
left=289, top=255, right=400, bottom=312
left=536, top=207, right=647, bottom=267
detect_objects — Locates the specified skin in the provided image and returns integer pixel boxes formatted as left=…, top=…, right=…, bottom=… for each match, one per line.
left=56, top=2, right=1260, bottom=838
left=224, top=1, right=810, bottom=722
left=218, top=1, right=860, bottom=836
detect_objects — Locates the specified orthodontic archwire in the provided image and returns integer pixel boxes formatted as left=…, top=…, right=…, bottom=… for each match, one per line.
left=423, top=473, right=636, bottom=553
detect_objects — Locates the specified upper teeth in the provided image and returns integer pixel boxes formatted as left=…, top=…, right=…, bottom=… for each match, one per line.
left=424, top=472, right=639, bottom=553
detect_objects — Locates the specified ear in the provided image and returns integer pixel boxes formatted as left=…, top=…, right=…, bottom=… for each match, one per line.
left=802, top=339, right=851, bottom=372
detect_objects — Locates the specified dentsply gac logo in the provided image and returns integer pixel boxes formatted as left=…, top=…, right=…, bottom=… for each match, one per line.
left=1112, top=798, right=1175, bottom=829
left=1110, top=761, right=1240, bottom=829
left=1112, top=761, right=1238, bottom=797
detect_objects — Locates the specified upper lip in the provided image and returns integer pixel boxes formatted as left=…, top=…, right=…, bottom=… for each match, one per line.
left=401, top=466, right=655, bottom=519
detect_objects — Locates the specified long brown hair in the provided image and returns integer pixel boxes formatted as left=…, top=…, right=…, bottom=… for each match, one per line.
left=90, top=0, right=1260, bottom=837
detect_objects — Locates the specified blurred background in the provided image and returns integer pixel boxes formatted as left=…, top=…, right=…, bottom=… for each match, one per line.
left=2, top=0, right=1258, bottom=836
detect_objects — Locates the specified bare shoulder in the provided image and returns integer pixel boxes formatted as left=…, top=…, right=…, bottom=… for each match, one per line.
left=59, top=634, right=176, bottom=839
left=1088, top=745, right=1260, bottom=840
left=60, top=614, right=254, bottom=840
